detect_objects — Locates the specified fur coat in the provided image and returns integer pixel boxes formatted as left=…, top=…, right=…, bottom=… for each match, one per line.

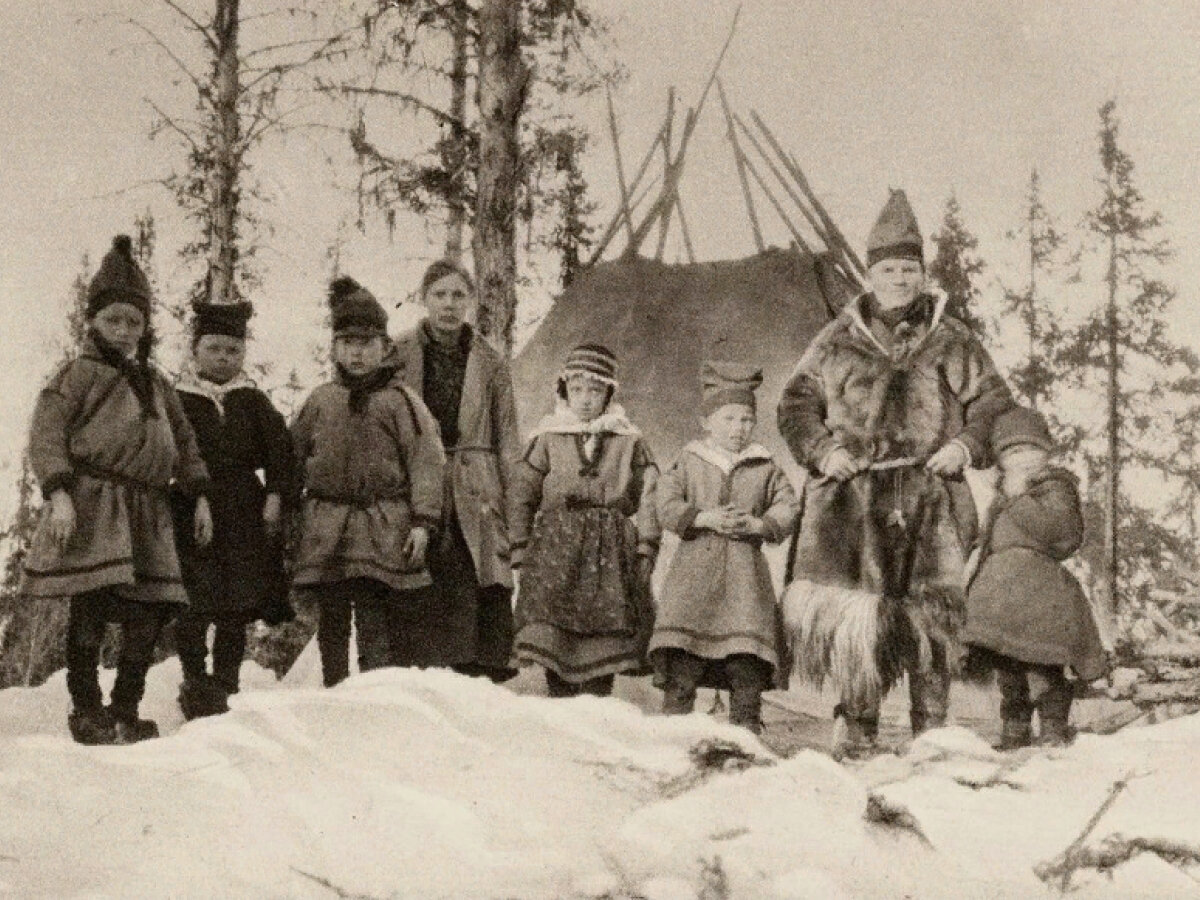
left=966, top=466, right=1106, bottom=680
left=778, top=292, right=1013, bottom=708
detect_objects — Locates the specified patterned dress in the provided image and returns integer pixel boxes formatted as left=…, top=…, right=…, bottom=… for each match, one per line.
left=511, top=404, right=659, bottom=683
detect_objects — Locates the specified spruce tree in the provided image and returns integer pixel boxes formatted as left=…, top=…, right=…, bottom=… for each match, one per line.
left=929, top=192, right=988, bottom=337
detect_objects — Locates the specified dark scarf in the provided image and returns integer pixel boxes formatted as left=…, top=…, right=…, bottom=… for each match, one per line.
left=865, top=293, right=934, bottom=331
left=336, top=362, right=398, bottom=415
left=421, top=321, right=472, bottom=447
left=88, top=328, right=158, bottom=419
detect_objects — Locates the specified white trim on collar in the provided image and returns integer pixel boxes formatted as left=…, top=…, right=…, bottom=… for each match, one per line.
left=683, top=439, right=772, bottom=475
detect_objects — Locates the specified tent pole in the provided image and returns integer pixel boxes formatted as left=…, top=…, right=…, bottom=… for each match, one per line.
left=733, top=113, right=833, bottom=250
left=749, top=110, right=868, bottom=276
left=587, top=124, right=667, bottom=267
left=740, top=148, right=812, bottom=254
left=674, top=194, right=697, bottom=263
left=717, top=79, right=765, bottom=253
left=605, top=84, right=635, bottom=245
left=654, top=88, right=677, bottom=261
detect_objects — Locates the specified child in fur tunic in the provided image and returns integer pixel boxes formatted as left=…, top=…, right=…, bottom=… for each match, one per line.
left=650, top=362, right=798, bottom=733
left=170, top=300, right=295, bottom=720
left=291, top=277, right=444, bottom=687
left=965, top=406, right=1106, bottom=749
left=511, top=344, right=659, bottom=697
left=22, top=235, right=212, bottom=745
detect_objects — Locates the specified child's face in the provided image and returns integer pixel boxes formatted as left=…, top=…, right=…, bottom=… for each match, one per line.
left=90, top=302, right=146, bottom=357
left=422, top=273, right=473, bottom=335
left=999, top=444, right=1049, bottom=495
left=565, top=375, right=609, bottom=423
left=704, top=403, right=756, bottom=453
left=194, top=334, right=246, bottom=385
left=333, top=334, right=387, bottom=376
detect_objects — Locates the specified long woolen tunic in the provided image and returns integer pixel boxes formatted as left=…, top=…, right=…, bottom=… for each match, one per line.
left=170, top=367, right=294, bottom=622
left=22, top=340, right=210, bottom=605
left=650, top=441, right=798, bottom=686
left=290, top=364, right=444, bottom=593
left=392, top=322, right=520, bottom=669
left=511, top=405, right=659, bottom=683
left=778, top=292, right=1013, bottom=708
left=965, top=466, right=1106, bottom=680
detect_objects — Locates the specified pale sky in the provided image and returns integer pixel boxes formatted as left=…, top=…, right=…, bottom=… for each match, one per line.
left=1, top=1, right=1199, bottom=508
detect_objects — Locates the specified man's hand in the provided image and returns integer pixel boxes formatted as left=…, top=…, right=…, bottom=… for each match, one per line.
left=820, top=447, right=860, bottom=482
left=403, top=525, right=430, bottom=568
left=47, top=490, right=75, bottom=549
left=926, top=442, right=969, bottom=477
left=194, top=497, right=214, bottom=547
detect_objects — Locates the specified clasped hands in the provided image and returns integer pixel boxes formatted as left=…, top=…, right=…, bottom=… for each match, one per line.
left=693, top=504, right=765, bottom=537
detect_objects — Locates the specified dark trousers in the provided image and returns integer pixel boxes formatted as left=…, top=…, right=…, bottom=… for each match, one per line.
left=176, top=610, right=247, bottom=693
left=544, top=668, right=615, bottom=698
left=67, top=591, right=172, bottom=722
left=995, top=655, right=1072, bottom=727
left=316, top=578, right=428, bottom=687
left=659, top=649, right=770, bottom=728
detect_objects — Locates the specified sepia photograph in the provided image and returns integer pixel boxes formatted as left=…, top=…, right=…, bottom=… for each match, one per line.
left=1, top=1, right=1199, bottom=896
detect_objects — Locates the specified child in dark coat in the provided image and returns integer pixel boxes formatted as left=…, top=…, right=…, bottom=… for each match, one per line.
left=22, top=235, right=212, bottom=744
left=965, top=406, right=1106, bottom=749
left=650, top=362, right=798, bottom=733
left=511, top=344, right=659, bottom=697
left=291, top=277, right=445, bottom=687
left=171, top=300, right=295, bottom=719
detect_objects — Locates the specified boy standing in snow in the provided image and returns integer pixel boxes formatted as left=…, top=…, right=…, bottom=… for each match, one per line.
left=511, top=344, right=659, bottom=697
left=22, top=235, right=212, bottom=745
left=965, top=406, right=1106, bottom=749
left=171, top=300, right=295, bottom=719
left=290, top=277, right=444, bottom=687
left=650, top=362, right=798, bottom=734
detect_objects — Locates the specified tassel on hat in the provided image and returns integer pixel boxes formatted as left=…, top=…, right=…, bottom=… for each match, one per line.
left=700, top=360, right=763, bottom=416
left=328, top=276, right=388, bottom=337
left=87, top=235, right=154, bottom=319
left=192, top=299, right=253, bottom=340
left=990, top=406, right=1053, bottom=455
left=866, top=189, right=923, bottom=268
left=561, top=343, right=619, bottom=387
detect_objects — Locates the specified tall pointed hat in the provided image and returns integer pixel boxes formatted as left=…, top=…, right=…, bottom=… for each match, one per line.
left=87, top=235, right=154, bottom=318
left=866, top=189, right=923, bottom=267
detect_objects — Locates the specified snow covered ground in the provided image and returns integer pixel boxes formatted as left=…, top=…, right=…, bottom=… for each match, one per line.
left=1, top=660, right=1198, bottom=899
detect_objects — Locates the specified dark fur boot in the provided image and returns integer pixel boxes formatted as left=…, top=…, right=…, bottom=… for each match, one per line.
left=68, top=706, right=117, bottom=746
left=178, top=675, right=231, bottom=720
left=993, top=719, right=1033, bottom=751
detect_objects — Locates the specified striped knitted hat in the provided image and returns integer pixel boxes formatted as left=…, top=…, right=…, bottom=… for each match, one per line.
left=561, top=343, right=619, bottom=387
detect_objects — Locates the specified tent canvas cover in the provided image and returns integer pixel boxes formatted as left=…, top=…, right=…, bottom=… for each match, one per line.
left=512, top=247, right=855, bottom=478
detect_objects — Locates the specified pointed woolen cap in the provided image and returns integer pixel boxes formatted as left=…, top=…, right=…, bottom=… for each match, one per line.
left=87, top=235, right=154, bottom=319
left=700, top=360, right=763, bottom=415
left=866, top=189, right=923, bottom=267
left=328, top=276, right=388, bottom=337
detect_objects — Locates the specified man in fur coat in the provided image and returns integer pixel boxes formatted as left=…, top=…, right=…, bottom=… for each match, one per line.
left=778, top=190, right=1014, bottom=758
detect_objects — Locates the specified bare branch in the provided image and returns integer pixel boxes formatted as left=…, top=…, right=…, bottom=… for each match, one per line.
left=320, top=83, right=464, bottom=129
left=156, top=0, right=218, bottom=51
left=121, top=18, right=206, bottom=94
left=146, top=99, right=202, bottom=153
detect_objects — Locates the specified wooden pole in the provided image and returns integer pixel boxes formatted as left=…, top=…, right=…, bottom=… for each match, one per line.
left=655, top=88, right=677, bottom=261
left=749, top=110, right=868, bottom=276
left=674, top=194, right=697, bottom=263
left=586, top=125, right=666, bottom=266
left=605, top=84, right=635, bottom=244
left=717, top=79, right=764, bottom=253
left=733, top=113, right=834, bottom=250
left=740, top=149, right=812, bottom=253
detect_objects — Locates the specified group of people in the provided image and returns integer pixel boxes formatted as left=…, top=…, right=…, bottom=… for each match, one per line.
left=20, top=189, right=1106, bottom=759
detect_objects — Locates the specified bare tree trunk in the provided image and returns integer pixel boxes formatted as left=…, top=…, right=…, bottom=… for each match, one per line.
left=473, top=0, right=527, bottom=356
left=209, top=0, right=241, bottom=304
left=1104, top=231, right=1121, bottom=620
left=445, top=0, right=469, bottom=262
left=1027, top=187, right=1038, bottom=409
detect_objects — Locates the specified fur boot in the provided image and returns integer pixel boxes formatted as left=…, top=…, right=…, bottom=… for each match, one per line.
left=68, top=706, right=117, bottom=746
left=178, top=675, right=231, bottom=720
left=993, top=719, right=1033, bottom=751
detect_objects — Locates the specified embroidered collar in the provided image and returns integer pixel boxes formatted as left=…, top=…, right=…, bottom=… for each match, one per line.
left=529, top=400, right=641, bottom=439
left=175, top=359, right=256, bottom=415
left=683, top=439, right=772, bottom=475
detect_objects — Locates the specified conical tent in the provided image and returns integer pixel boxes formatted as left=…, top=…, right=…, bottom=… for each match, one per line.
left=512, top=247, right=854, bottom=474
